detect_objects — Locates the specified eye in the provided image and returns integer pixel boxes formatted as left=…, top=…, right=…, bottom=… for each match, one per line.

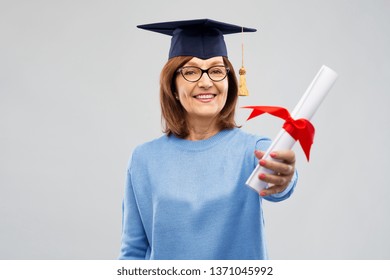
left=209, top=67, right=225, bottom=75
left=182, top=67, right=199, bottom=76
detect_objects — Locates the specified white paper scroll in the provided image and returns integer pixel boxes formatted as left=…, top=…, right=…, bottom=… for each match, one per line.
left=246, top=65, right=338, bottom=192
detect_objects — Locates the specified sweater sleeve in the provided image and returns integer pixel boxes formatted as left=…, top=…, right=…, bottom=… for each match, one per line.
left=119, top=163, right=149, bottom=260
left=254, top=137, right=298, bottom=202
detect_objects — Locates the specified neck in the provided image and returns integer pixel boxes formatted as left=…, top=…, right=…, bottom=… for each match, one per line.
left=185, top=117, right=220, bottom=141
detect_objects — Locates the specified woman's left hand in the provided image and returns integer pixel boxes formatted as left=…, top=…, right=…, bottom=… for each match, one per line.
left=254, top=150, right=296, bottom=197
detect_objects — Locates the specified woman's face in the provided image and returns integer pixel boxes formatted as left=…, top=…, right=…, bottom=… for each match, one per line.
left=175, top=56, right=228, bottom=124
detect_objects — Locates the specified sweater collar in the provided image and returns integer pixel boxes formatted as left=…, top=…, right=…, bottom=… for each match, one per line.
left=168, top=128, right=238, bottom=151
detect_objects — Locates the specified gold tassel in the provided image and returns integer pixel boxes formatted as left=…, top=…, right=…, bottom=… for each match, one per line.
left=238, top=67, right=249, bottom=96
left=238, top=27, right=249, bottom=96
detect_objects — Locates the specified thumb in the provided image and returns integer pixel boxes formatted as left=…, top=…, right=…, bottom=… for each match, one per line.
left=254, top=150, right=265, bottom=160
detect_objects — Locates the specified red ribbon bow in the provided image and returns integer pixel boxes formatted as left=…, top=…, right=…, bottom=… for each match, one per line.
left=243, top=106, right=315, bottom=161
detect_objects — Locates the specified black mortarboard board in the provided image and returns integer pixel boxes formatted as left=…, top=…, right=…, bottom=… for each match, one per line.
left=137, top=18, right=256, bottom=59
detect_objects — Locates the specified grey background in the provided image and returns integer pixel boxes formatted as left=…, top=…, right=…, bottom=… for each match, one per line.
left=1, top=0, right=389, bottom=259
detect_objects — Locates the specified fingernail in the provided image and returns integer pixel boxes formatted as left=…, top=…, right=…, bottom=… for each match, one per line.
left=259, top=173, right=266, bottom=180
left=260, top=191, right=267, bottom=197
left=270, top=152, right=277, bottom=158
left=259, top=159, right=266, bottom=166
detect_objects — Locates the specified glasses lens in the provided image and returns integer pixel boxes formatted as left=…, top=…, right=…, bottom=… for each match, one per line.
left=208, top=66, right=228, bottom=81
left=181, top=67, right=201, bottom=82
left=179, top=66, right=229, bottom=82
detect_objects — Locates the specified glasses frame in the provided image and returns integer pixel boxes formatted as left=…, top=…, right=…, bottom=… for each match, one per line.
left=176, top=65, right=230, bottom=82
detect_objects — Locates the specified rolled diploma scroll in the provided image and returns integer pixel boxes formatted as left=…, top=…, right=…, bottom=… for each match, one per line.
left=246, top=65, right=338, bottom=192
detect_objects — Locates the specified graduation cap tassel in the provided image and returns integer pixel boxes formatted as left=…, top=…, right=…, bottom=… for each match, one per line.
left=238, top=67, right=249, bottom=96
left=238, top=27, right=249, bottom=96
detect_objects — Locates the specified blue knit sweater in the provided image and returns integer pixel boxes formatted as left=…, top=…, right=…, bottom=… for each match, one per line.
left=119, top=128, right=297, bottom=260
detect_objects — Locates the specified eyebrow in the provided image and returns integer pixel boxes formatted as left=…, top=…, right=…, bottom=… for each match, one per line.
left=184, top=61, right=225, bottom=67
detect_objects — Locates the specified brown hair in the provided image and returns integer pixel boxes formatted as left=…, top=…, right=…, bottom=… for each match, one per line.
left=160, top=56, right=239, bottom=138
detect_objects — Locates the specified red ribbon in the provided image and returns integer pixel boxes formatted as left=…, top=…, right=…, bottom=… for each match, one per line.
left=243, top=106, right=315, bottom=161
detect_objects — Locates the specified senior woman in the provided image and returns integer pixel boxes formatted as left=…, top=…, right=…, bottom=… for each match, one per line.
left=119, top=19, right=297, bottom=260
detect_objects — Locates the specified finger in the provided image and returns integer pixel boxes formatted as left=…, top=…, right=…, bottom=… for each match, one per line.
left=260, top=185, right=286, bottom=197
left=254, top=150, right=265, bottom=160
left=259, top=158, right=294, bottom=176
left=259, top=172, right=289, bottom=187
left=270, top=150, right=296, bottom=165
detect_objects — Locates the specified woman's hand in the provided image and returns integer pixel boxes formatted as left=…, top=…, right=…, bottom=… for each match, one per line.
left=254, top=150, right=296, bottom=197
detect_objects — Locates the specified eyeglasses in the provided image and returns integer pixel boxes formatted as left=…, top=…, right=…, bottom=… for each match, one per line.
left=176, top=65, right=230, bottom=82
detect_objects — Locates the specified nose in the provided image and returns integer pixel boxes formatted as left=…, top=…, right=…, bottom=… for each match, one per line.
left=197, top=72, right=213, bottom=88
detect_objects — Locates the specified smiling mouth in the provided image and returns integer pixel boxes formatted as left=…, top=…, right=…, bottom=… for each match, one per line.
left=194, top=94, right=216, bottom=100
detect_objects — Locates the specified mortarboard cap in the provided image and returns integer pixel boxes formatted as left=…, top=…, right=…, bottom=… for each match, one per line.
left=137, top=18, right=256, bottom=59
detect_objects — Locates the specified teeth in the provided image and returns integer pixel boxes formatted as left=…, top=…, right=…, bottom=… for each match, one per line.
left=195, top=94, right=214, bottom=99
